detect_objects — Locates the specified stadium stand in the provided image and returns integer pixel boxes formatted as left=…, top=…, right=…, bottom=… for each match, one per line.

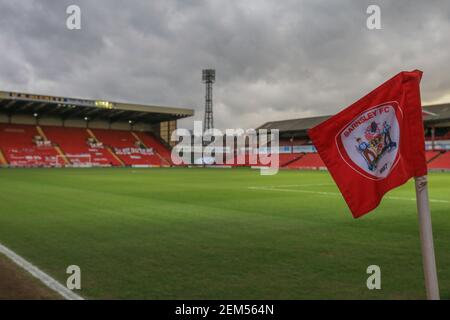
left=0, top=124, right=176, bottom=167
left=42, top=126, right=121, bottom=167
left=279, top=153, right=303, bottom=167
left=91, top=129, right=164, bottom=166
left=426, top=151, right=442, bottom=162
left=134, top=131, right=172, bottom=165
left=427, top=152, right=450, bottom=170
left=280, top=150, right=450, bottom=170
left=284, top=153, right=326, bottom=169
left=259, top=103, right=450, bottom=171
left=0, top=90, right=194, bottom=168
left=0, top=123, right=60, bottom=167
left=1, top=90, right=450, bottom=170
left=0, top=148, right=7, bottom=165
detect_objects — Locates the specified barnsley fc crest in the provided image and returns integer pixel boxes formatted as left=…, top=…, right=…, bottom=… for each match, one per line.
left=337, top=102, right=402, bottom=179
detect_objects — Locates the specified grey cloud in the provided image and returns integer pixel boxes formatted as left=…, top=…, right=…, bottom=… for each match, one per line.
left=0, top=0, right=449, bottom=129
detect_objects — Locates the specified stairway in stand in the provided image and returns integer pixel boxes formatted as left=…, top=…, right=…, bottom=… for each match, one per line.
left=280, top=153, right=304, bottom=167
left=131, top=132, right=170, bottom=166
left=38, top=126, right=70, bottom=166
left=87, top=128, right=125, bottom=167
left=134, top=131, right=173, bottom=166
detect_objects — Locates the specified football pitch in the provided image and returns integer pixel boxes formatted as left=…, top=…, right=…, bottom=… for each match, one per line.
left=0, top=167, right=448, bottom=300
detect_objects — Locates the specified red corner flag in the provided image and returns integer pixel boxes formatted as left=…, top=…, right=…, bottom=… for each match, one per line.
left=308, top=70, right=427, bottom=218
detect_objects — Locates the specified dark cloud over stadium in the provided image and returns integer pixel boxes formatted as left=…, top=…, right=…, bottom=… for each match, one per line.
left=0, top=0, right=449, bottom=129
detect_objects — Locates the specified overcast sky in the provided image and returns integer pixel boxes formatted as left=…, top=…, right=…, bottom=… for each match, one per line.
left=0, top=0, right=449, bottom=129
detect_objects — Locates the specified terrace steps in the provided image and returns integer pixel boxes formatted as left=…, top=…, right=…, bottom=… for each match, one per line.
left=427, top=151, right=444, bottom=163
left=86, top=128, right=97, bottom=141
left=87, top=128, right=125, bottom=166
left=54, top=145, right=70, bottom=165
left=428, top=151, right=450, bottom=170
left=36, top=126, right=48, bottom=141
left=106, top=146, right=125, bottom=167
left=281, top=153, right=304, bottom=167
left=134, top=132, right=173, bottom=165
left=130, top=132, right=144, bottom=145
left=131, top=131, right=167, bottom=167
left=38, top=126, right=70, bottom=165
left=132, top=131, right=170, bottom=166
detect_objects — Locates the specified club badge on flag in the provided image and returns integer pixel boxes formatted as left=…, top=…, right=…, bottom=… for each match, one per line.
left=308, top=70, right=427, bottom=218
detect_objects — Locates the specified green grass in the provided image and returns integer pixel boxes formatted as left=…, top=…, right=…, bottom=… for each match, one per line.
left=0, top=167, right=449, bottom=299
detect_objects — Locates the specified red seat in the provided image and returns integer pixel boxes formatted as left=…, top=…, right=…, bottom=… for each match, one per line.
left=42, top=126, right=120, bottom=166
left=0, top=124, right=59, bottom=167
left=428, top=152, right=450, bottom=170
left=91, top=129, right=165, bottom=166
left=279, top=153, right=302, bottom=167
left=134, top=131, right=172, bottom=165
left=426, top=151, right=441, bottom=162
left=285, top=153, right=325, bottom=169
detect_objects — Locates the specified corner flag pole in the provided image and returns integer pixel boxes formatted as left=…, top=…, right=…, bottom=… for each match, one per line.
left=414, top=176, right=440, bottom=300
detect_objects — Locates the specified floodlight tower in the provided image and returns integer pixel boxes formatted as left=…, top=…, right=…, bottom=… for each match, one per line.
left=202, top=69, right=215, bottom=132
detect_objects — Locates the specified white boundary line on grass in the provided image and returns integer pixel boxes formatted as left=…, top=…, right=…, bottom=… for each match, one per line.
left=0, top=242, right=84, bottom=300
left=255, top=183, right=334, bottom=188
left=248, top=186, right=450, bottom=203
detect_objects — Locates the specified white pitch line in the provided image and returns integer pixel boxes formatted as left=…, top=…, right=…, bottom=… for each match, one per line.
left=248, top=186, right=450, bottom=204
left=0, top=242, right=84, bottom=300
left=259, top=183, right=334, bottom=188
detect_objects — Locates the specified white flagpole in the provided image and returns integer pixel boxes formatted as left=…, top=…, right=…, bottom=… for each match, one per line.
left=414, top=176, right=440, bottom=300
